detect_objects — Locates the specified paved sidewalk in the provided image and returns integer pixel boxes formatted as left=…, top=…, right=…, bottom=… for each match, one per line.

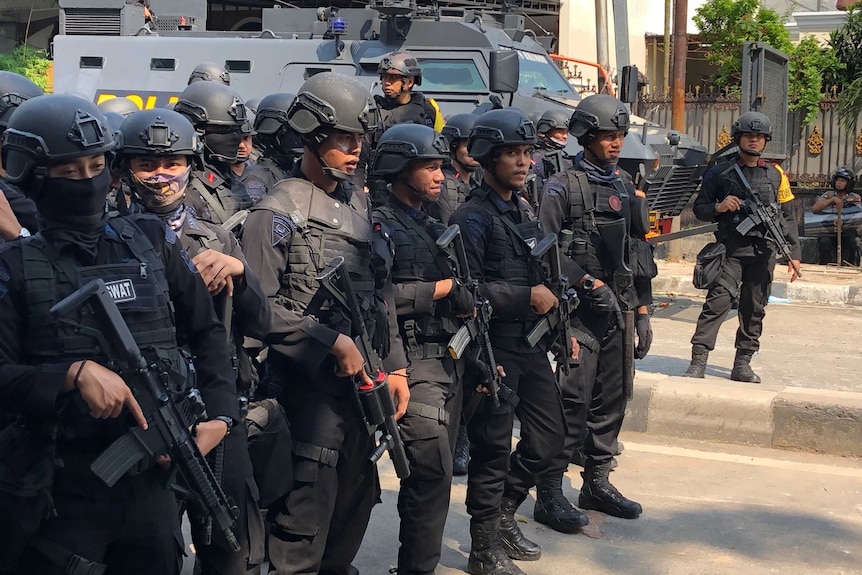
left=653, top=259, right=862, bottom=305
left=630, top=274, right=862, bottom=457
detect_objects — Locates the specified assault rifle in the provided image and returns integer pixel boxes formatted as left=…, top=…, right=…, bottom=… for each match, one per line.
left=525, top=233, right=578, bottom=375
left=315, top=257, right=410, bottom=479
left=49, top=279, right=240, bottom=551
left=728, top=163, right=802, bottom=278
left=436, top=224, right=501, bottom=408
left=596, top=219, right=636, bottom=399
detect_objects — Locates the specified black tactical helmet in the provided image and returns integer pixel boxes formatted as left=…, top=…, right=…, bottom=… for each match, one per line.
left=188, top=62, right=231, bottom=86
left=2, top=94, right=115, bottom=185
left=467, top=108, right=537, bottom=163
left=98, top=97, right=140, bottom=118
left=377, top=52, right=423, bottom=85
left=101, top=111, right=126, bottom=133
left=536, top=109, right=572, bottom=134
left=569, top=94, right=629, bottom=145
left=115, top=108, right=203, bottom=159
left=245, top=98, right=261, bottom=115
left=254, top=93, right=295, bottom=135
left=831, top=166, right=857, bottom=191
left=441, top=113, right=478, bottom=149
left=287, top=73, right=376, bottom=139
left=731, top=111, right=772, bottom=141
left=371, top=123, right=448, bottom=178
left=174, top=81, right=247, bottom=129
left=0, top=71, right=43, bottom=129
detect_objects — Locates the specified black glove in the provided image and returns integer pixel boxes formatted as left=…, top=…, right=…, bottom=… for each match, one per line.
left=584, top=284, right=624, bottom=330
left=445, top=279, right=475, bottom=317
left=635, top=312, right=653, bottom=359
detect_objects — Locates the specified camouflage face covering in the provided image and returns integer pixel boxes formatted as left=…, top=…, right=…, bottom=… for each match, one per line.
left=130, top=165, right=191, bottom=213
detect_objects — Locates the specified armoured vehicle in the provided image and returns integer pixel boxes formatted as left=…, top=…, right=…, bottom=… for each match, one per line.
left=53, top=0, right=707, bottom=219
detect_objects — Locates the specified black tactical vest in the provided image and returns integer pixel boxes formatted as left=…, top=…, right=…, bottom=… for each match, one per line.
left=373, top=202, right=457, bottom=339
left=717, top=159, right=783, bottom=241
left=20, top=216, right=184, bottom=439
left=187, top=167, right=254, bottom=225
left=374, top=92, right=436, bottom=135
left=468, top=185, right=542, bottom=293
left=250, top=178, right=377, bottom=337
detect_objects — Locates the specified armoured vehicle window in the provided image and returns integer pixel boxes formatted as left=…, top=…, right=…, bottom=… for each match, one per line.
left=516, top=50, right=576, bottom=95
left=151, top=58, right=176, bottom=71
left=226, top=60, right=252, bottom=74
left=80, top=56, right=104, bottom=69
left=417, top=59, right=485, bottom=92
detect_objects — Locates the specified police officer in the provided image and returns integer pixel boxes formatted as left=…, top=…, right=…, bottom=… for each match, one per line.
left=683, top=111, right=801, bottom=383
left=375, top=52, right=443, bottom=133
left=528, top=109, right=570, bottom=205
left=364, top=52, right=443, bottom=203
left=427, top=113, right=483, bottom=225
left=174, top=81, right=254, bottom=227
left=240, top=72, right=409, bottom=575
left=98, top=96, right=140, bottom=118
left=230, top=116, right=258, bottom=186
left=242, top=92, right=301, bottom=201
left=0, top=70, right=43, bottom=240
left=115, top=108, right=269, bottom=574
left=189, top=61, right=231, bottom=86
left=0, top=94, right=237, bottom=574
left=813, top=166, right=862, bottom=266
left=449, top=109, right=570, bottom=575
left=370, top=123, right=473, bottom=575
left=538, top=94, right=652, bottom=526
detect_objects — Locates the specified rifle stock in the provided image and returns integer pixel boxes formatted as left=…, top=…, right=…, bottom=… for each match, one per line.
left=315, top=257, right=410, bottom=479
left=50, top=279, right=240, bottom=551
left=436, top=225, right=501, bottom=408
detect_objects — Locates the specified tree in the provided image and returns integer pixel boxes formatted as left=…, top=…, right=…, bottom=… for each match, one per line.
left=0, top=45, right=52, bottom=92
left=694, top=0, right=793, bottom=89
left=832, top=5, right=862, bottom=129
left=695, top=0, right=838, bottom=125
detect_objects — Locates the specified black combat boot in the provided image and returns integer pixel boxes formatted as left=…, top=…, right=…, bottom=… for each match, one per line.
left=730, top=350, right=761, bottom=383
left=682, top=344, right=709, bottom=378
left=533, top=474, right=589, bottom=533
left=467, top=519, right=527, bottom=575
left=498, top=494, right=541, bottom=561
left=453, top=423, right=470, bottom=476
left=579, top=460, right=643, bottom=519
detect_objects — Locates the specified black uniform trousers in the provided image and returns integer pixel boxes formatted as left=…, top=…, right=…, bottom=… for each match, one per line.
left=396, top=356, right=463, bottom=575
left=465, top=343, right=564, bottom=523
left=190, top=427, right=265, bottom=575
left=20, top=470, right=182, bottom=575
left=691, top=249, right=775, bottom=353
left=818, top=232, right=862, bottom=266
left=546, top=316, right=627, bottom=474
left=267, top=372, right=378, bottom=575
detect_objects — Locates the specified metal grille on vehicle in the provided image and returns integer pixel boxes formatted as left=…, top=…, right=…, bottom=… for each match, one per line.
left=62, top=9, right=121, bottom=36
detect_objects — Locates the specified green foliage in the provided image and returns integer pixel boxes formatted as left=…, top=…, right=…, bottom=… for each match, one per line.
left=788, top=36, right=842, bottom=125
left=831, top=5, right=862, bottom=129
left=694, top=0, right=793, bottom=88
left=0, top=45, right=52, bottom=92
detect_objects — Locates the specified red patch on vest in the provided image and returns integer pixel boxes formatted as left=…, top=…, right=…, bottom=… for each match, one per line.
left=608, top=195, right=622, bottom=212
left=207, top=172, right=215, bottom=183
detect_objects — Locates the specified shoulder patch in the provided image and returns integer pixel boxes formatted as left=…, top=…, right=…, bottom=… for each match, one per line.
left=0, top=266, right=9, bottom=282
left=272, top=213, right=296, bottom=246
left=180, top=246, right=198, bottom=273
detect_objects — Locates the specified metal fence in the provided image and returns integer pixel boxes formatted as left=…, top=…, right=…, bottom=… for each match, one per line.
left=637, top=94, right=862, bottom=187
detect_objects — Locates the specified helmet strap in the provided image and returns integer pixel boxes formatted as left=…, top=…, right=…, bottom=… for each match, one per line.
left=306, top=136, right=352, bottom=182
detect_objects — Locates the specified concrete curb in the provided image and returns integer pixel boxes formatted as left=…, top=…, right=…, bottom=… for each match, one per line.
left=652, top=274, right=862, bottom=306
left=624, top=374, right=862, bottom=457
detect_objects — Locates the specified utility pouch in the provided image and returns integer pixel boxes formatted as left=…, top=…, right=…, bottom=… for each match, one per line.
left=693, top=242, right=727, bottom=290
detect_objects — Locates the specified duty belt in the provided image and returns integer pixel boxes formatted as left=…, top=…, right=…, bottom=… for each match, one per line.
left=488, top=321, right=529, bottom=339
left=407, top=342, right=449, bottom=360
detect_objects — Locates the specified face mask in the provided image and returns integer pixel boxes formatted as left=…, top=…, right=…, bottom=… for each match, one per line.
left=547, top=136, right=567, bottom=150
left=204, top=131, right=241, bottom=163
left=38, top=169, right=111, bottom=227
left=130, top=166, right=191, bottom=215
